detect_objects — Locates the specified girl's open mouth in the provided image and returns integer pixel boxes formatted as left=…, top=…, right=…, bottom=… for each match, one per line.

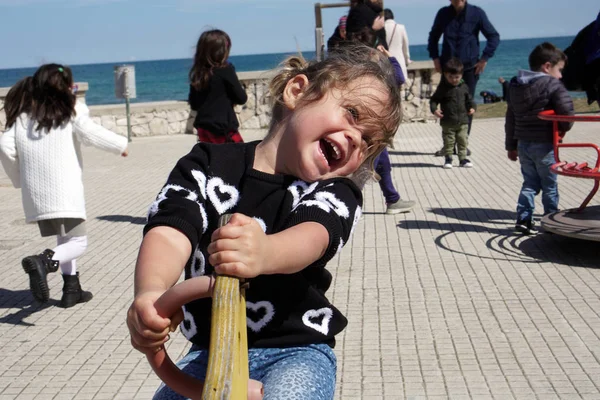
left=319, top=138, right=342, bottom=167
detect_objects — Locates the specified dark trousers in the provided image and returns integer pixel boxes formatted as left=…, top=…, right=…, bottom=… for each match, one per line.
left=461, top=67, right=480, bottom=135
left=374, top=149, right=400, bottom=204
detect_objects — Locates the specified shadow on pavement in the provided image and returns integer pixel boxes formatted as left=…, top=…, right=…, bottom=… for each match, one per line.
left=397, top=218, right=600, bottom=268
left=0, top=288, right=57, bottom=326
left=391, top=162, right=439, bottom=168
left=97, top=215, right=146, bottom=225
left=388, top=150, right=435, bottom=157
left=428, top=207, right=517, bottom=223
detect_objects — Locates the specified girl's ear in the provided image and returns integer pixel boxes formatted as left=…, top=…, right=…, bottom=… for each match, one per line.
left=283, top=74, right=309, bottom=110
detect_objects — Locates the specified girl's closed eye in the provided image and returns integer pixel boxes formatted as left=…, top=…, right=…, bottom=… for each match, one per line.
left=345, top=106, right=360, bottom=122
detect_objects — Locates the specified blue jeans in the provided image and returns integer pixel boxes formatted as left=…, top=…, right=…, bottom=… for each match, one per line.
left=516, top=141, right=559, bottom=222
left=153, top=343, right=337, bottom=400
left=374, top=149, right=400, bottom=204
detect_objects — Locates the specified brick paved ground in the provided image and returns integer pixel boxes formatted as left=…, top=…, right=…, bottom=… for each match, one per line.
left=1, top=118, right=599, bottom=399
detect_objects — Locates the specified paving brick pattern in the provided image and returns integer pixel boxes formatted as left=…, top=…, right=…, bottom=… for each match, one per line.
left=0, top=118, right=599, bottom=399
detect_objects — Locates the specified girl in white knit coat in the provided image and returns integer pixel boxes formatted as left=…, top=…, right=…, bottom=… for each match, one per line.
left=0, top=64, right=128, bottom=308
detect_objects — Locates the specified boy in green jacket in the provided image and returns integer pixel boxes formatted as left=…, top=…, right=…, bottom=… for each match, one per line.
left=430, top=58, right=477, bottom=169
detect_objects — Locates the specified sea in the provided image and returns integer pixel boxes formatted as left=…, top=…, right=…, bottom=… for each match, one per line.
left=0, top=36, right=581, bottom=106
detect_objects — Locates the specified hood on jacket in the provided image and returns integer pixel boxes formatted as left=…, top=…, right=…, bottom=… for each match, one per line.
left=515, top=69, right=548, bottom=85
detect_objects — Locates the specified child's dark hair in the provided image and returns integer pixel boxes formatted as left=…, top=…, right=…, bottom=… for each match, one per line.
left=444, top=58, right=464, bottom=74
left=189, top=29, right=231, bottom=90
left=347, top=26, right=378, bottom=48
left=528, top=42, right=567, bottom=71
left=4, top=63, right=75, bottom=131
left=268, top=44, right=402, bottom=175
left=384, top=8, right=394, bottom=20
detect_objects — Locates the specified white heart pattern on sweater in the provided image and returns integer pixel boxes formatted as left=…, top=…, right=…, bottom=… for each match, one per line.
left=288, top=180, right=319, bottom=209
left=180, top=306, right=197, bottom=340
left=207, top=177, right=239, bottom=215
left=191, top=169, right=207, bottom=199
left=246, top=301, right=275, bottom=333
left=302, top=307, right=333, bottom=336
left=190, top=247, right=205, bottom=277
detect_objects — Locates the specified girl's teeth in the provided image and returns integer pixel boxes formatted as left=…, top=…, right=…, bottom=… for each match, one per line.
left=325, top=139, right=341, bottom=160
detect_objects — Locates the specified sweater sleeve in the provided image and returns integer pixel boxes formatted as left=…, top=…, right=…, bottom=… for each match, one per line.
left=0, top=121, right=21, bottom=188
left=401, top=26, right=411, bottom=62
left=466, top=87, right=477, bottom=111
left=144, top=145, right=212, bottom=252
left=505, top=103, right=517, bottom=151
left=388, top=57, right=405, bottom=85
left=188, top=85, right=199, bottom=111
left=478, top=8, right=500, bottom=61
left=72, top=102, right=128, bottom=154
left=283, top=179, right=362, bottom=267
left=427, top=9, right=445, bottom=59
left=430, top=86, right=442, bottom=114
left=222, top=64, right=248, bottom=105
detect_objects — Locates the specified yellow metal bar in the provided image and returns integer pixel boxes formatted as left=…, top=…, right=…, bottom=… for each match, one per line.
left=202, top=214, right=248, bottom=400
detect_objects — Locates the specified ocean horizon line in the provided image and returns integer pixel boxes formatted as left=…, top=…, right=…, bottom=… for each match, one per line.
left=0, top=34, right=575, bottom=73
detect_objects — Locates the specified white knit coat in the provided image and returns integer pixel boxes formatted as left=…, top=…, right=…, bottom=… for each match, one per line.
left=384, top=19, right=411, bottom=83
left=0, top=102, right=128, bottom=223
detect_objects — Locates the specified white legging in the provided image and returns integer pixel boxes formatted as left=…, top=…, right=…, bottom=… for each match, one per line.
left=52, top=235, right=88, bottom=276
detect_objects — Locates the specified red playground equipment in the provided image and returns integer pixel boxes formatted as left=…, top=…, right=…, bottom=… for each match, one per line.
left=538, top=111, right=600, bottom=241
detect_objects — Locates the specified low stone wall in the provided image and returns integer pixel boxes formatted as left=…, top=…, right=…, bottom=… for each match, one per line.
left=0, top=62, right=438, bottom=136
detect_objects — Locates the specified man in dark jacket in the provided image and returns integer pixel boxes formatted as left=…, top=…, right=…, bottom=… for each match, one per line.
left=428, top=0, right=500, bottom=153
left=505, top=42, right=574, bottom=235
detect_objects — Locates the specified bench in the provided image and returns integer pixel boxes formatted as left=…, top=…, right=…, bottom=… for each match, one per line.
left=538, top=110, right=600, bottom=212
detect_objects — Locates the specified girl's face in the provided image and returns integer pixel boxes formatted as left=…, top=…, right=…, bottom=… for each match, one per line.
left=278, top=75, right=389, bottom=182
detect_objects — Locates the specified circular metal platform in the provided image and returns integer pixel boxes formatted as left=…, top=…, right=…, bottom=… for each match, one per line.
left=541, top=205, right=600, bottom=242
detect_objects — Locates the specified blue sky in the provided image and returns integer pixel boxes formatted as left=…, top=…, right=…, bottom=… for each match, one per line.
left=0, top=0, right=598, bottom=69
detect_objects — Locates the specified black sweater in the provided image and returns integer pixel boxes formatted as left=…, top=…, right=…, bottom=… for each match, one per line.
left=145, top=141, right=363, bottom=349
left=188, top=63, right=248, bottom=136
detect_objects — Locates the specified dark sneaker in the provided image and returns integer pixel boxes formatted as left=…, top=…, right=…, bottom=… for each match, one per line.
left=434, top=148, right=444, bottom=157
left=443, top=156, right=453, bottom=169
left=460, top=159, right=474, bottom=168
left=515, top=219, right=538, bottom=235
left=386, top=199, right=416, bottom=214
left=22, top=249, right=59, bottom=303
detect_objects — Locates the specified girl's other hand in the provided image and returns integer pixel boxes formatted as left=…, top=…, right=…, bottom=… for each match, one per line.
left=208, top=213, right=269, bottom=279
left=121, top=149, right=129, bottom=157
left=127, top=290, right=173, bottom=354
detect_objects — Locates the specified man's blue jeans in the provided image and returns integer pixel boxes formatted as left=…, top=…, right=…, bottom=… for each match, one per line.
left=516, top=141, right=559, bottom=222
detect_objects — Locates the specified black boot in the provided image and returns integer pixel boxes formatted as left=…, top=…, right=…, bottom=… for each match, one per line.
left=22, top=249, right=59, bottom=302
left=59, top=273, right=93, bottom=308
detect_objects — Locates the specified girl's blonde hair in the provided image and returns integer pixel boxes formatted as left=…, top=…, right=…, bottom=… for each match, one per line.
left=268, top=43, right=402, bottom=180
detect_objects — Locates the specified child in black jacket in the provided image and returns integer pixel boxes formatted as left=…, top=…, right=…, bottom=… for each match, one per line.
left=430, top=58, right=476, bottom=169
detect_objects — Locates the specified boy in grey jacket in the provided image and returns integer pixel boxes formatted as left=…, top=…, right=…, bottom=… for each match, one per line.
left=505, top=42, right=574, bottom=235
